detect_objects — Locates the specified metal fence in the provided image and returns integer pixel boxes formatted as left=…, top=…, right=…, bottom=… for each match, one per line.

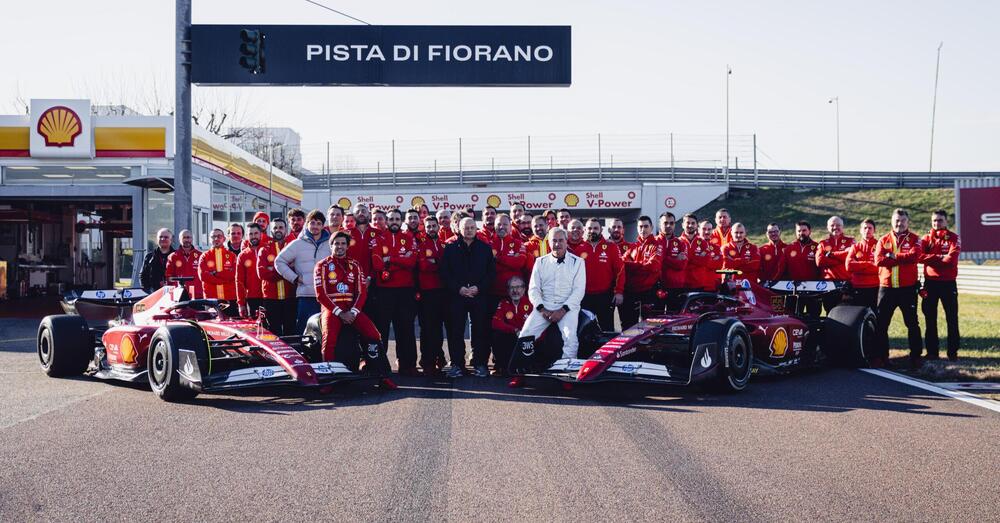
left=302, top=165, right=1000, bottom=190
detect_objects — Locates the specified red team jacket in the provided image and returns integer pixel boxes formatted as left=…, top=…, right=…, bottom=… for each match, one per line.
left=373, top=230, right=417, bottom=288
left=347, top=226, right=384, bottom=284
left=758, top=240, right=786, bottom=282
left=658, top=235, right=689, bottom=289
left=524, top=235, right=551, bottom=275
left=313, top=254, right=367, bottom=315
left=569, top=238, right=625, bottom=295
left=921, top=229, right=961, bottom=281
left=623, top=234, right=664, bottom=293
left=491, top=295, right=533, bottom=334
left=491, top=235, right=528, bottom=295
left=257, top=240, right=294, bottom=300
left=845, top=237, right=879, bottom=288
left=722, top=240, right=761, bottom=284
left=711, top=226, right=733, bottom=248
left=198, top=246, right=237, bottom=300
left=165, top=247, right=203, bottom=299
left=783, top=239, right=821, bottom=281
left=686, top=236, right=723, bottom=291
left=417, top=236, right=446, bottom=291
left=874, top=231, right=924, bottom=288
left=816, top=235, right=855, bottom=281
left=235, top=245, right=263, bottom=308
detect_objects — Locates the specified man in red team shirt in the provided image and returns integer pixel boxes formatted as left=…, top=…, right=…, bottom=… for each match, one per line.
left=313, top=232, right=395, bottom=390
left=371, top=208, right=419, bottom=375
left=608, top=218, right=629, bottom=255
left=782, top=221, right=821, bottom=316
left=491, top=275, right=532, bottom=377
left=165, top=229, right=202, bottom=299
left=405, top=208, right=425, bottom=243
left=326, top=204, right=345, bottom=235
left=622, top=216, right=663, bottom=328
left=198, top=228, right=238, bottom=315
left=544, top=210, right=558, bottom=230
left=758, top=223, right=786, bottom=282
left=490, top=215, right=528, bottom=307
left=658, top=212, right=688, bottom=309
left=235, top=223, right=264, bottom=318
left=286, top=208, right=306, bottom=240
left=679, top=213, right=699, bottom=247
left=874, top=209, right=925, bottom=368
left=711, top=208, right=733, bottom=248
left=845, top=219, right=879, bottom=310
left=477, top=206, right=498, bottom=244
left=524, top=215, right=551, bottom=276
left=722, top=223, right=760, bottom=284
left=417, top=215, right=448, bottom=375
left=576, top=218, right=625, bottom=330
left=920, top=210, right=962, bottom=361
left=509, top=203, right=527, bottom=241
left=436, top=209, right=455, bottom=243
left=686, top=221, right=723, bottom=292
left=372, top=209, right=388, bottom=231
left=517, top=214, right=533, bottom=240
left=815, top=216, right=855, bottom=312
left=257, top=219, right=296, bottom=335
left=343, top=213, right=356, bottom=230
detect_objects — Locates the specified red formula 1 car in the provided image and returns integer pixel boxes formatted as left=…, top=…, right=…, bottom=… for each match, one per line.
left=37, top=279, right=385, bottom=401
left=510, top=270, right=875, bottom=392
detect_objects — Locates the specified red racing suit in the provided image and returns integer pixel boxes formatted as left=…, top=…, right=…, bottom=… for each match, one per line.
left=874, top=231, right=924, bottom=288
left=658, top=234, right=688, bottom=290
left=783, top=239, right=821, bottom=281
left=570, top=238, right=625, bottom=295
left=686, top=236, right=723, bottom=291
left=257, top=240, right=294, bottom=300
left=758, top=240, right=786, bottom=282
left=197, top=246, right=237, bottom=301
left=491, top=235, right=528, bottom=295
left=816, top=235, right=855, bottom=281
left=722, top=240, right=761, bottom=284
left=313, top=254, right=381, bottom=362
left=623, top=234, right=663, bottom=293
left=920, top=229, right=961, bottom=282
left=845, top=237, right=879, bottom=288
left=165, top=247, right=203, bottom=299
left=235, top=245, right=263, bottom=312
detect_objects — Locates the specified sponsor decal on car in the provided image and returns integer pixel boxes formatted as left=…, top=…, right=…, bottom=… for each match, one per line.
left=769, top=327, right=789, bottom=358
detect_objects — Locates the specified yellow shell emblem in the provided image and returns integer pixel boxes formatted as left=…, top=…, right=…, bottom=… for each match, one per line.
left=581, top=252, right=588, bottom=259
left=769, top=327, right=789, bottom=358
left=789, top=250, right=797, bottom=257
left=425, top=249, right=433, bottom=257
left=764, top=254, right=772, bottom=261
left=337, top=197, right=352, bottom=209
left=564, top=193, right=580, bottom=207
left=120, top=336, right=137, bottom=364
left=411, top=196, right=426, bottom=208
left=505, top=311, right=514, bottom=320
left=244, top=259, right=253, bottom=267
left=328, top=271, right=336, bottom=280
left=267, top=254, right=275, bottom=262
left=486, top=195, right=502, bottom=208
left=175, top=260, right=183, bottom=267
left=37, top=106, right=83, bottom=147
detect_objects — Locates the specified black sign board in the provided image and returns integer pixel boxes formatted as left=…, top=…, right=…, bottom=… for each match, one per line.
left=191, top=25, right=571, bottom=86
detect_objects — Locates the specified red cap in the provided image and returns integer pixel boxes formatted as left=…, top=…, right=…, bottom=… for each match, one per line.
left=253, top=212, right=270, bottom=225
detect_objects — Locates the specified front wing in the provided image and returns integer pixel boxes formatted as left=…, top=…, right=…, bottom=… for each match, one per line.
left=178, top=358, right=371, bottom=392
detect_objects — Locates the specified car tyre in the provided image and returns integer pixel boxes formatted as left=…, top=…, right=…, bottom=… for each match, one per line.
left=699, top=318, right=753, bottom=393
left=37, top=315, right=92, bottom=377
left=824, top=305, right=876, bottom=368
left=147, top=325, right=204, bottom=402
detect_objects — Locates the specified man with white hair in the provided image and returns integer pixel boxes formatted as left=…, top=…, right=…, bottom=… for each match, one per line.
left=816, top=215, right=855, bottom=312
left=140, top=228, right=174, bottom=292
left=510, top=227, right=587, bottom=384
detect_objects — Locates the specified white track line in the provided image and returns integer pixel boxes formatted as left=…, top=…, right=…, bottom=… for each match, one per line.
left=862, top=369, right=1000, bottom=414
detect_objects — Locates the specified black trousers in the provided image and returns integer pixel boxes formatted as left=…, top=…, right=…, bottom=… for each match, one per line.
left=876, top=285, right=922, bottom=359
left=582, top=292, right=614, bottom=332
left=262, top=298, right=297, bottom=336
left=446, top=295, right=491, bottom=367
left=417, top=288, right=446, bottom=369
left=848, top=287, right=878, bottom=311
left=492, top=332, right=517, bottom=372
left=922, top=280, right=960, bottom=357
left=621, top=289, right=657, bottom=330
left=374, top=287, right=418, bottom=370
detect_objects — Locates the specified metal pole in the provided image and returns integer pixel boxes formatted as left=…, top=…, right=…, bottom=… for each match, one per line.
left=173, top=0, right=192, bottom=231
left=326, top=141, right=331, bottom=188
left=929, top=42, right=943, bottom=172
left=268, top=135, right=273, bottom=208
left=670, top=132, right=675, bottom=181
left=458, top=138, right=463, bottom=184
left=597, top=133, right=602, bottom=181
left=392, top=139, right=396, bottom=185
left=725, top=65, right=731, bottom=182
left=753, top=133, right=758, bottom=188
left=828, top=97, right=840, bottom=171
left=527, top=135, right=531, bottom=177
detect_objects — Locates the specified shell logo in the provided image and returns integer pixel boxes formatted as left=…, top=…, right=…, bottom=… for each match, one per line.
left=411, top=196, right=426, bottom=208
left=337, top=197, right=352, bottom=209
left=505, top=311, right=514, bottom=320
left=769, top=327, right=789, bottom=358
left=37, top=106, right=83, bottom=147
left=244, top=260, right=252, bottom=267
left=120, top=336, right=137, bottom=364
left=564, top=193, right=580, bottom=207
left=486, top=195, right=502, bottom=208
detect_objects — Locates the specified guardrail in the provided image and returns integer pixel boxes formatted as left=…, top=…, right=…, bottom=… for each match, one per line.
left=948, top=264, right=1000, bottom=297
left=302, top=166, right=999, bottom=190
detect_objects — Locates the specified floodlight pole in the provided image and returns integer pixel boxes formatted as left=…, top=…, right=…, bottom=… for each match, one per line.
left=929, top=42, right=943, bottom=172
left=174, top=0, right=192, bottom=232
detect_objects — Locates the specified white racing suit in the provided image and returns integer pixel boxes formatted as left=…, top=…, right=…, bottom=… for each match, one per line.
left=520, top=252, right=587, bottom=358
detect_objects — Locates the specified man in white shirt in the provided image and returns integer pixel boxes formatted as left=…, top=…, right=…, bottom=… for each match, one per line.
left=519, top=227, right=587, bottom=361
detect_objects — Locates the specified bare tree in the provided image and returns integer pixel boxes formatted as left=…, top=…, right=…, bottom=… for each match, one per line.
left=228, top=125, right=301, bottom=177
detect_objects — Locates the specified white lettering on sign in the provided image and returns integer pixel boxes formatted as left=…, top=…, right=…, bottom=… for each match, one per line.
left=981, top=213, right=1000, bottom=226
left=306, top=44, right=553, bottom=63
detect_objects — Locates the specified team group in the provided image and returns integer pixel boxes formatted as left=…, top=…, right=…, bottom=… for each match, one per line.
left=140, top=201, right=961, bottom=383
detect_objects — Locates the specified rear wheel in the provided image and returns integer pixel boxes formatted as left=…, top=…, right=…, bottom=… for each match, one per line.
left=37, top=315, right=92, bottom=377
left=824, top=305, right=876, bottom=368
left=147, top=325, right=204, bottom=401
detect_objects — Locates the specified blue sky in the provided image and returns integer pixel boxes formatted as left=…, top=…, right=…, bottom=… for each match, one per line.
left=3, top=0, right=997, bottom=172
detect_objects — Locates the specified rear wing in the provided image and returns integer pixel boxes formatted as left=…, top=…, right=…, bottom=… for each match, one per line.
left=62, top=288, right=148, bottom=324
left=76, top=289, right=148, bottom=302
left=763, top=280, right=846, bottom=294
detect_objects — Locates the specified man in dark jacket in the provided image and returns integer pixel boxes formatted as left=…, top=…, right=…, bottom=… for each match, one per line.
left=139, top=228, right=174, bottom=292
left=440, top=217, right=496, bottom=378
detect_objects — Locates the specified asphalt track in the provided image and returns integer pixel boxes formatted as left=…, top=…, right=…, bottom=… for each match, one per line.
left=1, top=317, right=998, bottom=522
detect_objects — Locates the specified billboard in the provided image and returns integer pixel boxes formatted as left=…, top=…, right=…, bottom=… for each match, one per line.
left=191, top=25, right=571, bottom=86
left=956, top=180, right=1000, bottom=256
left=326, top=188, right=639, bottom=213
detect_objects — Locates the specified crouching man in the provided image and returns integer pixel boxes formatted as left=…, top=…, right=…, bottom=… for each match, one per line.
left=509, top=228, right=586, bottom=386
left=490, top=275, right=532, bottom=377
left=313, top=232, right=395, bottom=390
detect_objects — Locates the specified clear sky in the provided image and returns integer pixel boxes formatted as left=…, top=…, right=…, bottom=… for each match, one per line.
left=3, top=0, right=998, bottom=172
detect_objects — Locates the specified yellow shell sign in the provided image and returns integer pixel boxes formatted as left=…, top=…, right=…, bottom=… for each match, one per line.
left=486, top=195, right=502, bottom=208
left=37, top=106, right=83, bottom=147
left=411, top=196, right=426, bottom=208
left=120, top=335, right=137, bottom=364
left=564, top=193, right=580, bottom=207
left=337, top=197, right=352, bottom=209
left=769, top=327, right=789, bottom=358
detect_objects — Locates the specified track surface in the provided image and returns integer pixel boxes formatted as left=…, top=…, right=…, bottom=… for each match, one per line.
left=1, top=318, right=998, bottom=521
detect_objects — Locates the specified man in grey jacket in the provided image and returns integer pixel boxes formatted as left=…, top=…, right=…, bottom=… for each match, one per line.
left=275, top=210, right=331, bottom=334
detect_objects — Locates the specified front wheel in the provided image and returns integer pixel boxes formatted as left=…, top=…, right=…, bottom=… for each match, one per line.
left=147, top=325, right=204, bottom=402
left=695, top=318, right=753, bottom=393
left=824, top=305, right=876, bottom=368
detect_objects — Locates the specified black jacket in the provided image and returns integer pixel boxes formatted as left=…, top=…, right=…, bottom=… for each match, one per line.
left=440, top=238, right=496, bottom=298
left=140, top=247, right=174, bottom=292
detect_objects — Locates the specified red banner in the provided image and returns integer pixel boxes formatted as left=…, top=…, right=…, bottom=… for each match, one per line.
left=958, top=186, right=1000, bottom=253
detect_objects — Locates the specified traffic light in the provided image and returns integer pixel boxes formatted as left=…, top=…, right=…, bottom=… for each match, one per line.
left=239, top=29, right=266, bottom=74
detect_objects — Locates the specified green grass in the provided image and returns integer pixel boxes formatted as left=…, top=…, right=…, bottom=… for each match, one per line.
left=692, top=188, right=955, bottom=246
left=886, top=293, right=1000, bottom=382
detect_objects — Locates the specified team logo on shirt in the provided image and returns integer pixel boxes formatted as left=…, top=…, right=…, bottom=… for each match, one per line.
left=328, top=271, right=336, bottom=280
left=206, top=260, right=215, bottom=268
left=267, top=254, right=275, bottom=262
left=336, top=282, right=349, bottom=293
left=601, top=244, right=607, bottom=250
left=382, top=246, right=389, bottom=254
left=244, top=260, right=252, bottom=267
left=175, top=260, right=183, bottom=267
left=789, top=251, right=797, bottom=257
left=523, top=304, right=530, bottom=311
left=764, top=254, right=772, bottom=261
left=729, top=249, right=736, bottom=257
left=505, top=311, right=514, bottom=320
left=425, top=249, right=433, bottom=257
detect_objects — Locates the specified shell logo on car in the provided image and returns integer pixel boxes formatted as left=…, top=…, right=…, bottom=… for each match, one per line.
left=37, top=106, right=83, bottom=147
left=769, top=327, right=789, bottom=358
left=120, top=335, right=137, bottom=364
